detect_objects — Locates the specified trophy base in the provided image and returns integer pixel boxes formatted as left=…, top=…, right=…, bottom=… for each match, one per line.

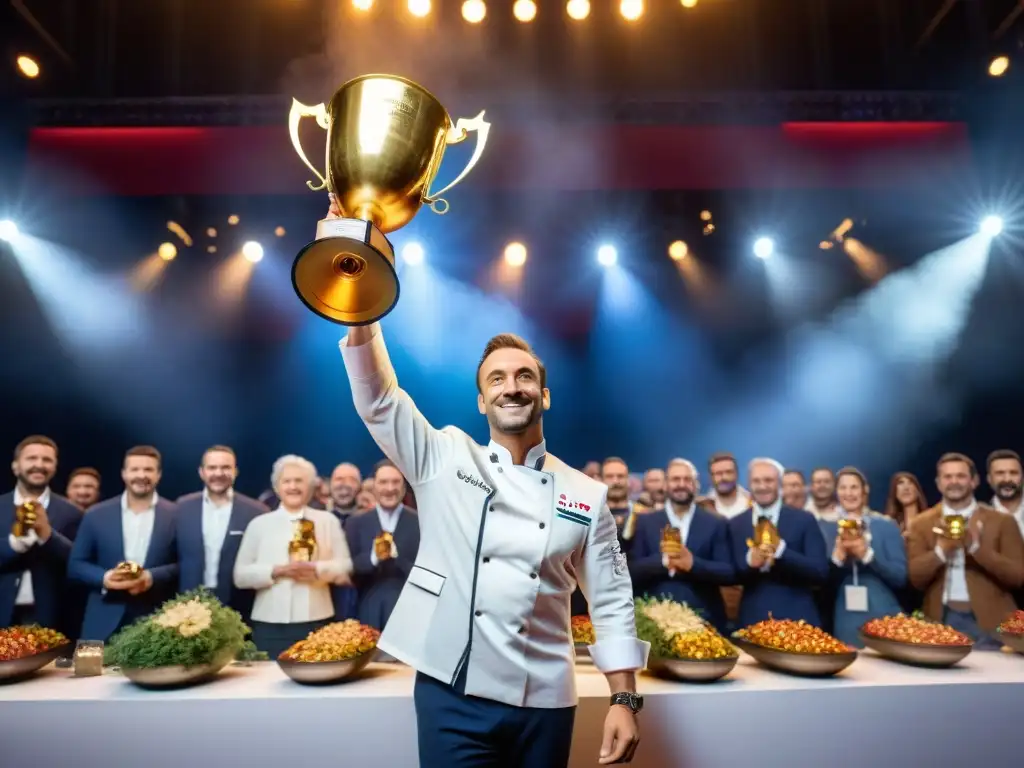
left=292, top=218, right=399, bottom=326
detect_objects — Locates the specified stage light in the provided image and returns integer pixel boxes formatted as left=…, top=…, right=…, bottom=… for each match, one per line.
left=566, top=0, right=590, bottom=20
left=620, top=0, right=643, bottom=21
left=513, top=0, right=537, bottom=22
left=275, top=226, right=286, bottom=237
left=980, top=215, right=1003, bottom=237
left=353, top=0, right=373, bottom=10
left=242, top=241, right=264, bottom=263
left=402, top=242, right=425, bottom=265
left=462, top=0, right=486, bottom=23
left=408, top=0, right=431, bottom=17
left=504, top=242, right=527, bottom=267
left=16, top=55, right=39, bottom=79
left=227, top=215, right=239, bottom=225
left=681, top=0, right=697, bottom=7
left=597, top=244, right=618, bottom=267
left=207, top=227, right=217, bottom=237
left=753, top=236, right=774, bottom=259
left=989, top=56, right=1009, bottom=77
left=158, top=242, right=177, bottom=261
left=0, top=220, right=18, bottom=242
left=668, top=241, right=688, bottom=261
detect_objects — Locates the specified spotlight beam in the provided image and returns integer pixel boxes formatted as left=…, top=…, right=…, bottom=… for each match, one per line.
left=11, top=0, right=74, bottom=65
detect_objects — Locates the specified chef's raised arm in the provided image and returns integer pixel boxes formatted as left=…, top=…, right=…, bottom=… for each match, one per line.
left=340, top=323, right=454, bottom=485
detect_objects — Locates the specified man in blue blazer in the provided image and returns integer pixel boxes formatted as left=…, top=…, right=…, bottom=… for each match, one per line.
left=728, top=457, right=829, bottom=627
left=0, top=435, right=83, bottom=635
left=68, top=446, right=179, bottom=641
left=631, top=459, right=735, bottom=631
left=346, top=460, right=420, bottom=631
left=175, top=445, right=267, bottom=619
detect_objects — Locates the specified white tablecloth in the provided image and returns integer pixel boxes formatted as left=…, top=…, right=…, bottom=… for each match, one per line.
left=1, top=651, right=1022, bottom=767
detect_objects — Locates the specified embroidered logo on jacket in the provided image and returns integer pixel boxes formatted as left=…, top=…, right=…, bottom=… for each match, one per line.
left=556, top=493, right=592, bottom=527
left=603, top=540, right=629, bottom=576
left=456, top=469, right=493, bottom=495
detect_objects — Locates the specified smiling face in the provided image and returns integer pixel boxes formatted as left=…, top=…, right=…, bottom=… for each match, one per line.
left=276, top=463, right=312, bottom=511
left=199, top=449, right=237, bottom=496
left=12, top=442, right=57, bottom=495
left=123, top=455, right=160, bottom=501
left=477, top=346, right=549, bottom=435
left=836, top=474, right=867, bottom=514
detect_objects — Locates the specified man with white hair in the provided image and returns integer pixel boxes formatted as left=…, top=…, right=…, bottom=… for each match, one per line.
left=726, top=457, right=829, bottom=627
left=629, top=459, right=735, bottom=631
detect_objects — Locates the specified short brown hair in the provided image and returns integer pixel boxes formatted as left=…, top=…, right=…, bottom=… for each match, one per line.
left=14, top=435, right=58, bottom=460
left=373, top=458, right=400, bottom=478
left=602, top=456, right=628, bottom=472
left=476, top=334, right=546, bottom=392
left=125, top=445, right=162, bottom=468
left=707, top=452, right=736, bottom=470
left=201, top=445, right=236, bottom=464
left=836, top=466, right=867, bottom=488
left=986, top=449, right=1022, bottom=472
left=68, top=467, right=101, bottom=483
left=810, top=466, right=835, bottom=480
left=937, top=452, right=976, bottom=478
left=783, top=469, right=805, bottom=482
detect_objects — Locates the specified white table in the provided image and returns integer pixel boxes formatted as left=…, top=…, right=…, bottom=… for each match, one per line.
left=1, top=651, right=1022, bottom=767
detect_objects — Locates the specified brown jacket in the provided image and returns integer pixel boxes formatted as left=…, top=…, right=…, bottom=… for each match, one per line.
left=907, top=503, right=1024, bottom=632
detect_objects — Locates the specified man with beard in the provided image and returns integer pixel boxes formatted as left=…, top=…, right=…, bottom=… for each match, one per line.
left=65, top=468, right=101, bottom=510
left=698, top=452, right=751, bottom=519
left=0, top=436, right=82, bottom=633
left=174, top=446, right=267, bottom=620
left=601, top=457, right=647, bottom=547
left=907, top=452, right=1024, bottom=648
left=806, top=467, right=839, bottom=522
left=630, top=459, right=735, bottom=631
left=338, top=258, right=648, bottom=768
left=328, top=462, right=362, bottom=524
left=68, top=446, right=179, bottom=641
left=986, top=449, right=1024, bottom=609
left=781, top=470, right=808, bottom=511
left=640, top=469, right=666, bottom=509
left=727, top=458, right=829, bottom=626
left=346, top=460, right=420, bottom=631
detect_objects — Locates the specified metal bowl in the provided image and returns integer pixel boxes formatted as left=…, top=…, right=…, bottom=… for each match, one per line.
left=997, top=631, right=1024, bottom=655
left=646, top=654, right=738, bottom=683
left=859, top=632, right=973, bottom=668
left=0, top=644, right=71, bottom=682
left=731, top=636, right=857, bottom=677
left=277, top=648, right=377, bottom=685
left=120, top=649, right=235, bottom=689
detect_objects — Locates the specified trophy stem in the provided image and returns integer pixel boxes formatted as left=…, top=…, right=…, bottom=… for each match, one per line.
left=353, top=203, right=384, bottom=231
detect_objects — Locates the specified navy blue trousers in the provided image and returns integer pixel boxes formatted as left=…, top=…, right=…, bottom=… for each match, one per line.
left=413, top=670, right=576, bottom=768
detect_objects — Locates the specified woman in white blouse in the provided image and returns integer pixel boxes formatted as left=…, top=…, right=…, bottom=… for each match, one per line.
left=234, top=454, right=353, bottom=657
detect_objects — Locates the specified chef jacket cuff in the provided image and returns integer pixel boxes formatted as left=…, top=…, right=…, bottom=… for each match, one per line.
left=339, top=326, right=387, bottom=379
left=587, top=636, right=650, bottom=673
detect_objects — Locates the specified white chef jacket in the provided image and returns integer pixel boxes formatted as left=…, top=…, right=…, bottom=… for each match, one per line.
left=340, top=326, right=649, bottom=709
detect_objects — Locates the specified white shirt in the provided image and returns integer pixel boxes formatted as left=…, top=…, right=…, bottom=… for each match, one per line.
left=661, top=500, right=695, bottom=576
left=202, top=489, right=234, bottom=589
left=806, top=499, right=840, bottom=523
left=711, top=488, right=751, bottom=519
left=233, top=506, right=352, bottom=624
left=8, top=487, right=52, bottom=606
left=121, top=492, right=157, bottom=566
left=340, top=326, right=649, bottom=709
left=992, top=495, right=1024, bottom=541
left=934, top=500, right=979, bottom=604
left=369, top=504, right=403, bottom=567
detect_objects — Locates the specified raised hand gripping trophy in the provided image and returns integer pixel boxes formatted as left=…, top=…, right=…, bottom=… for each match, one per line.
left=288, top=75, right=490, bottom=325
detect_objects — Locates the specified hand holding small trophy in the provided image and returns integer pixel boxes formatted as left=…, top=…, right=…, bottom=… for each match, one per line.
left=746, top=517, right=781, bottom=569
left=659, top=526, right=683, bottom=556
left=12, top=501, right=39, bottom=537
left=374, top=531, right=396, bottom=562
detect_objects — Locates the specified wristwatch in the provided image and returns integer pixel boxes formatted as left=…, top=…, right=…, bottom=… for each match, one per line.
left=610, top=692, right=644, bottom=714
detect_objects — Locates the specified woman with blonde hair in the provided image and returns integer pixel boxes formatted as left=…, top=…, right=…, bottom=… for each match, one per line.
left=234, top=454, right=353, bottom=657
left=820, top=467, right=907, bottom=647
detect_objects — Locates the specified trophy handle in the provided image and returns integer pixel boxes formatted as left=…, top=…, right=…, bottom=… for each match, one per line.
left=423, top=110, right=491, bottom=214
left=288, top=98, right=331, bottom=192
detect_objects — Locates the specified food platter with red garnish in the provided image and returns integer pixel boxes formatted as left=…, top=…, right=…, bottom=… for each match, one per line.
left=277, top=620, right=380, bottom=685
left=859, top=614, right=973, bottom=667
left=732, top=618, right=857, bottom=677
left=996, top=610, right=1024, bottom=655
left=571, top=615, right=594, bottom=662
left=0, top=626, right=71, bottom=681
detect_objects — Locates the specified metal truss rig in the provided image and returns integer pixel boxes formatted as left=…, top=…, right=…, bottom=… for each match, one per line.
left=27, top=90, right=964, bottom=128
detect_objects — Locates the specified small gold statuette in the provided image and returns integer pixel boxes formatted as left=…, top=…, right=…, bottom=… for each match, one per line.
left=12, top=501, right=39, bottom=537
left=374, top=531, right=395, bottom=561
left=113, top=560, right=143, bottom=580
left=837, top=518, right=864, bottom=540
left=289, top=74, right=491, bottom=326
left=660, top=525, right=683, bottom=555
left=746, top=517, right=781, bottom=551
left=289, top=519, right=318, bottom=562
left=934, top=513, right=967, bottom=541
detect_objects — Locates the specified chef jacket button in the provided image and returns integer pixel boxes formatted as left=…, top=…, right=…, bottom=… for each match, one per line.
left=498, top=467, right=504, bottom=473
left=530, top=572, right=537, bottom=579
left=483, top=557, right=491, bottom=563
left=474, top=610, right=483, bottom=617
left=539, top=522, right=546, bottom=529
left=518, top=625, right=527, bottom=634
left=541, top=478, right=548, bottom=484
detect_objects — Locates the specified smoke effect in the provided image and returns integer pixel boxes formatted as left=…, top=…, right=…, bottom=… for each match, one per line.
left=278, top=5, right=610, bottom=195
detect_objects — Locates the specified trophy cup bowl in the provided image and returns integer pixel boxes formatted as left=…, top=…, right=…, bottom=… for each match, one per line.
left=12, top=501, right=39, bottom=538
left=660, top=526, right=683, bottom=555
left=746, top=517, right=781, bottom=551
left=114, top=561, right=143, bottom=580
left=837, top=518, right=863, bottom=540
left=945, top=514, right=966, bottom=541
left=288, top=74, right=491, bottom=325
left=289, top=519, right=318, bottom=563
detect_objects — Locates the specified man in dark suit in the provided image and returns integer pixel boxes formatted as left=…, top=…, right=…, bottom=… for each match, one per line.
left=175, top=445, right=266, bottom=619
left=0, top=435, right=83, bottom=635
left=631, top=459, right=735, bottom=631
left=346, top=459, right=420, bottom=631
left=68, top=445, right=179, bottom=641
left=728, top=457, right=828, bottom=627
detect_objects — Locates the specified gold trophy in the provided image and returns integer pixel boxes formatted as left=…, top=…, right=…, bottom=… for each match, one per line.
left=113, top=561, right=143, bottom=580
left=374, top=531, right=395, bottom=561
left=746, top=517, right=781, bottom=551
left=660, top=526, right=683, bottom=556
left=837, top=518, right=864, bottom=540
left=289, top=519, right=318, bottom=562
left=288, top=74, right=491, bottom=325
left=933, top=514, right=967, bottom=541
left=12, top=501, right=39, bottom=537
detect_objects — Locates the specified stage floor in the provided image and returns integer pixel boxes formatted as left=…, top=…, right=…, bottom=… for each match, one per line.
left=1, top=651, right=1022, bottom=767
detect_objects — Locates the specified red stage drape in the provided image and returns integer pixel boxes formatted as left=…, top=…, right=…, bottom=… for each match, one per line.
left=24, top=121, right=971, bottom=195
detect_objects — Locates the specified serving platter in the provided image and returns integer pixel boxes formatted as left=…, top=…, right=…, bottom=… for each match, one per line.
left=120, top=649, right=236, bottom=688
left=731, top=636, right=857, bottom=677
left=0, top=644, right=71, bottom=682
left=277, top=648, right=377, bottom=685
left=645, top=654, right=737, bottom=682
left=859, top=632, right=973, bottom=668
